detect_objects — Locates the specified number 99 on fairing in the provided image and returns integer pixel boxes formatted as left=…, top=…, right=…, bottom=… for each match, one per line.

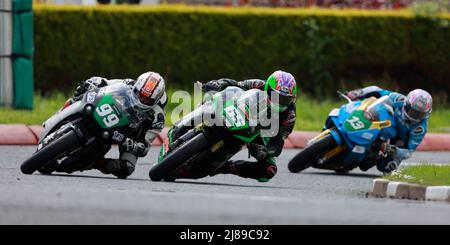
left=96, top=104, right=120, bottom=128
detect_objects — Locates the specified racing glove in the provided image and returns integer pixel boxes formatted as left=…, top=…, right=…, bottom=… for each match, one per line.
left=202, top=79, right=237, bottom=92
left=121, top=138, right=149, bottom=158
left=379, top=143, right=413, bottom=161
left=202, top=80, right=223, bottom=92
left=345, top=90, right=361, bottom=101
left=378, top=143, right=397, bottom=159
left=376, top=144, right=412, bottom=174
left=74, top=77, right=108, bottom=98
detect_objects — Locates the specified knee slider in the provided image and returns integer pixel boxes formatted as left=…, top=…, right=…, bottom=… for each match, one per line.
left=265, top=165, right=278, bottom=179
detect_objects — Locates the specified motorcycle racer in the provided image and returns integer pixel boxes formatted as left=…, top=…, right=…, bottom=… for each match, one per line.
left=345, top=86, right=432, bottom=173
left=162, top=70, right=297, bottom=182
left=45, top=71, right=167, bottom=179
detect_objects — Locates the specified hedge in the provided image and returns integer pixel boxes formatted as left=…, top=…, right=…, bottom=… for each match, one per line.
left=34, top=5, right=450, bottom=100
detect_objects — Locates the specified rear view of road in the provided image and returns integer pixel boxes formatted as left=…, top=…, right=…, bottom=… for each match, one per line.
left=0, top=146, right=449, bottom=225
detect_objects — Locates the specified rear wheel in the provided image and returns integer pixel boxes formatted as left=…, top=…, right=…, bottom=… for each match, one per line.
left=149, top=133, right=210, bottom=181
left=288, top=135, right=338, bottom=173
left=20, top=130, right=80, bottom=175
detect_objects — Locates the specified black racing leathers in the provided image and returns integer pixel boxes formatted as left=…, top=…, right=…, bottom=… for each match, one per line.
left=168, top=78, right=296, bottom=182
left=60, top=77, right=167, bottom=179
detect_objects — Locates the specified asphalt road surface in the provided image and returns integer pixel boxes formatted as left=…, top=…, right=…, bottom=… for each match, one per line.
left=1, top=146, right=449, bottom=225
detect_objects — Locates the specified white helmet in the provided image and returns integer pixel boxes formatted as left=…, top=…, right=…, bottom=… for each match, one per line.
left=402, top=89, right=432, bottom=123
left=133, top=72, right=165, bottom=106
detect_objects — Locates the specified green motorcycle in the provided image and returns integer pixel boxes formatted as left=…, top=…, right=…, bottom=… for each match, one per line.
left=150, top=86, right=271, bottom=181
left=21, top=83, right=151, bottom=175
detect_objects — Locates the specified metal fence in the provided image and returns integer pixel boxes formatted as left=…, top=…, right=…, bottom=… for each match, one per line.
left=0, top=0, right=13, bottom=107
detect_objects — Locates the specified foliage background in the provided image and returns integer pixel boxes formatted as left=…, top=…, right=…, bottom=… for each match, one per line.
left=34, top=5, right=450, bottom=102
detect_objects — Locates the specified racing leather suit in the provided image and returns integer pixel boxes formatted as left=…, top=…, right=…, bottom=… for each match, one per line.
left=58, top=77, right=167, bottom=179
left=167, top=78, right=296, bottom=182
left=347, top=86, right=428, bottom=173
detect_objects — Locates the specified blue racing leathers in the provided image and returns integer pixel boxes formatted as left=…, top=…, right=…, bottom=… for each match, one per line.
left=346, top=86, right=428, bottom=173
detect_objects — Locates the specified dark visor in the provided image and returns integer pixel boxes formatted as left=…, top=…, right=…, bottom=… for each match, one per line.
left=404, top=104, right=427, bottom=122
left=139, top=93, right=156, bottom=106
left=267, top=87, right=295, bottom=107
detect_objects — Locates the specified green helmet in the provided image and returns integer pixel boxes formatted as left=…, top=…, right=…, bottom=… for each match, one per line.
left=264, top=71, right=298, bottom=112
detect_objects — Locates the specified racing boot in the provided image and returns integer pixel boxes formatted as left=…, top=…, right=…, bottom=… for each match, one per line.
left=95, top=152, right=137, bottom=179
left=213, top=160, right=278, bottom=182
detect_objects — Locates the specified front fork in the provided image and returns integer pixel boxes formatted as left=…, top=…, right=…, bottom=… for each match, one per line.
left=309, top=128, right=348, bottom=165
left=38, top=122, right=84, bottom=151
left=160, top=123, right=207, bottom=161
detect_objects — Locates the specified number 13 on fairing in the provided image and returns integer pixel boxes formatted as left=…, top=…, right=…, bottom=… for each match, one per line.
left=96, top=104, right=120, bottom=128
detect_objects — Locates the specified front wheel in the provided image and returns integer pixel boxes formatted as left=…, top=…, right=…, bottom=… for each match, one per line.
left=288, top=134, right=338, bottom=173
left=149, top=132, right=210, bottom=181
left=20, top=130, right=80, bottom=175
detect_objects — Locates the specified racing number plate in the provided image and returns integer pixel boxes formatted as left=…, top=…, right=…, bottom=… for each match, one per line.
left=225, top=106, right=246, bottom=128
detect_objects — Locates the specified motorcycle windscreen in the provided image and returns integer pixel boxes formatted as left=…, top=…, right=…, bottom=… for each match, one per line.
left=223, top=89, right=268, bottom=130
left=94, top=83, right=151, bottom=129
left=366, top=95, right=394, bottom=121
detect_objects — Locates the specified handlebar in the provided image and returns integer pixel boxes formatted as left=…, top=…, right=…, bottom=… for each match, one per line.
left=337, top=91, right=352, bottom=104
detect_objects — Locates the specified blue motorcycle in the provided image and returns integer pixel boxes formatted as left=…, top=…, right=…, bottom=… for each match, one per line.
left=288, top=92, right=397, bottom=173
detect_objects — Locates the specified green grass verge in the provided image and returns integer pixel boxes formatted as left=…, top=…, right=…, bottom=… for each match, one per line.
left=1, top=93, right=449, bottom=133
left=384, top=165, right=450, bottom=186
left=0, top=94, right=67, bottom=125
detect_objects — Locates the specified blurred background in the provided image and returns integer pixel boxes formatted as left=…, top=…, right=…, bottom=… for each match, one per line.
left=1, top=0, right=449, bottom=132
left=31, top=0, right=450, bottom=9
